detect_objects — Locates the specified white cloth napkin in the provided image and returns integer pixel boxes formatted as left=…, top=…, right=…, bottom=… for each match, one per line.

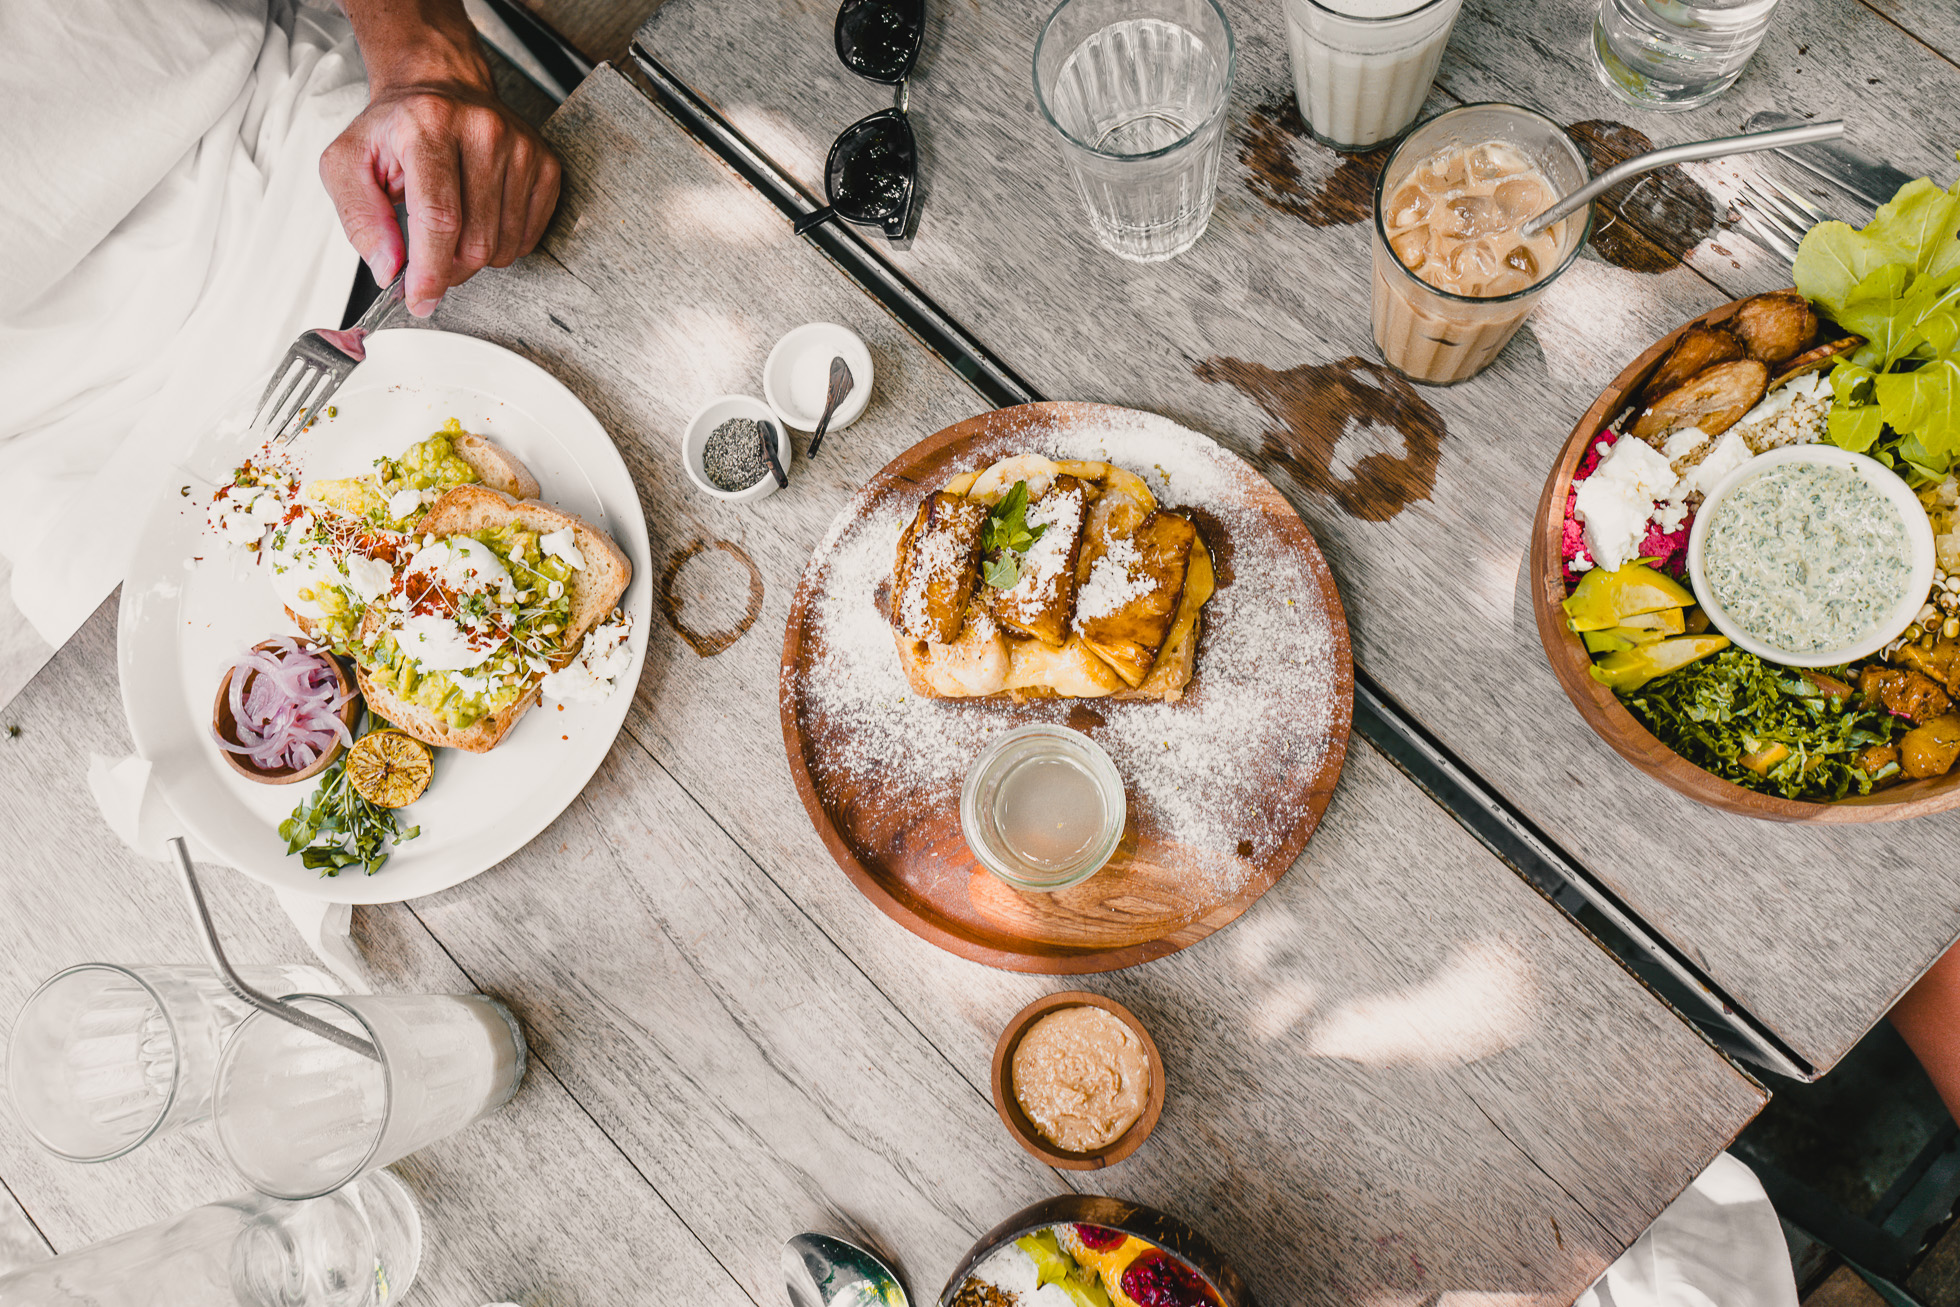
left=0, top=0, right=366, bottom=648
left=87, top=752, right=369, bottom=989
left=1577, top=1153, right=1798, bottom=1307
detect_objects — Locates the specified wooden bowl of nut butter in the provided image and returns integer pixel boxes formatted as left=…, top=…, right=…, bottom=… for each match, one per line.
left=990, top=990, right=1165, bottom=1170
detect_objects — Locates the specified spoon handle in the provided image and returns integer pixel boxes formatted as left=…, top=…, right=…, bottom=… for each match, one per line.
left=1520, top=120, right=1846, bottom=238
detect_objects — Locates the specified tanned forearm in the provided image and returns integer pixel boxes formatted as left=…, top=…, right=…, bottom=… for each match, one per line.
left=338, top=0, right=492, bottom=97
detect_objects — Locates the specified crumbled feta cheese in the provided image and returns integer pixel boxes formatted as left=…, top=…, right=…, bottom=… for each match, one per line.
left=1661, top=425, right=1711, bottom=462
left=542, top=611, right=634, bottom=704
left=344, top=553, right=395, bottom=604
left=1574, top=437, right=1680, bottom=573
left=540, top=527, right=585, bottom=571
left=1685, top=429, right=1754, bottom=499
left=387, top=488, right=424, bottom=521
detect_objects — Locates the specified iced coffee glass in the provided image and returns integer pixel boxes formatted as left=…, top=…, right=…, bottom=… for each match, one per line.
left=1370, top=103, right=1592, bottom=385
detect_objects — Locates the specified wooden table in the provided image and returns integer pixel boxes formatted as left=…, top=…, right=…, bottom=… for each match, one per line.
left=0, top=49, right=1768, bottom=1307
left=636, top=0, right=1960, bottom=1079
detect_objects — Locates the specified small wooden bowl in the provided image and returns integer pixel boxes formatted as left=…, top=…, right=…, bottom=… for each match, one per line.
left=991, top=990, right=1165, bottom=1170
left=1531, top=292, right=1960, bottom=823
left=212, top=640, right=361, bottom=786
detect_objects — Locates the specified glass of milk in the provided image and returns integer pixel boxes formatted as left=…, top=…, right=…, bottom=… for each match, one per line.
left=1282, top=0, right=1465, bottom=151
left=8, top=961, right=335, bottom=1163
left=214, top=991, right=528, bottom=1199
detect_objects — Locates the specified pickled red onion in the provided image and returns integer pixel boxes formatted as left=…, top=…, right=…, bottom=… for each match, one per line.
left=214, top=638, right=353, bottom=771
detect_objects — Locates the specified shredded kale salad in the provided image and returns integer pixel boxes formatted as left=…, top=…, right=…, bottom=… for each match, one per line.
left=1621, top=651, right=1901, bottom=801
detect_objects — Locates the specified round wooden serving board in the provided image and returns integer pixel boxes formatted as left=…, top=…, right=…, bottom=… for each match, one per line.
left=780, top=402, right=1354, bottom=971
left=1531, top=294, right=1960, bottom=823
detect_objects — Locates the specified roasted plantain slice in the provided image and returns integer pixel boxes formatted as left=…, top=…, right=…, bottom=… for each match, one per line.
left=986, top=474, right=1092, bottom=646
left=1075, top=510, right=1199, bottom=687
left=1730, top=290, right=1818, bottom=366
left=1630, top=359, right=1770, bottom=442
left=1769, top=335, right=1863, bottom=389
left=891, top=491, right=987, bottom=644
left=1640, top=325, right=1745, bottom=405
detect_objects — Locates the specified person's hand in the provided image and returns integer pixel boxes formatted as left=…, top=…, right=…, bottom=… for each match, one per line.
left=320, top=7, right=561, bottom=317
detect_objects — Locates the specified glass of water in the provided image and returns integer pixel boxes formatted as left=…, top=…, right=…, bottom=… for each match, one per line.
left=213, top=992, right=527, bottom=1200
left=1591, top=0, right=1783, bottom=110
left=7, top=962, right=334, bottom=1164
left=0, top=1169, right=421, bottom=1307
left=1033, top=0, right=1237, bottom=262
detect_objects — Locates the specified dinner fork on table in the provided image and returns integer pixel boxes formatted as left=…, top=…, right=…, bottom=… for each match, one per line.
left=1729, top=173, right=1835, bottom=267
left=254, top=269, right=407, bottom=444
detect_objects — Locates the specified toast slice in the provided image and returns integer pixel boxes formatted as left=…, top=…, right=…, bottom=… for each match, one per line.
left=1074, top=510, right=1198, bottom=688
left=891, top=492, right=988, bottom=644
left=452, top=431, right=541, bottom=500
left=357, top=486, right=630, bottom=752
left=985, top=474, right=1092, bottom=646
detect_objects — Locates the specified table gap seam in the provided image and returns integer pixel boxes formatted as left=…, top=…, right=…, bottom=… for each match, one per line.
left=0, top=1174, right=55, bottom=1262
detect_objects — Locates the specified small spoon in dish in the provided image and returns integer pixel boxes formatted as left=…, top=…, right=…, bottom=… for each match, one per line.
left=806, top=357, right=855, bottom=460
left=755, top=414, right=789, bottom=489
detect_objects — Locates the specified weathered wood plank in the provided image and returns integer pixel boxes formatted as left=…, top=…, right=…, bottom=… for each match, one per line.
left=0, top=1182, right=49, bottom=1280
left=0, top=603, right=752, bottom=1307
left=431, top=66, right=1765, bottom=1305
left=639, top=0, right=1960, bottom=1070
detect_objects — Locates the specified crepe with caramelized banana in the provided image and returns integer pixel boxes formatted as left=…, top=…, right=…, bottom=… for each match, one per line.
left=891, top=454, right=1214, bottom=702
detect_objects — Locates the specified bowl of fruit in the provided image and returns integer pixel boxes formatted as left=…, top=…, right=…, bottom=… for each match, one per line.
left=942, top=1194, right=1250, bottom=1307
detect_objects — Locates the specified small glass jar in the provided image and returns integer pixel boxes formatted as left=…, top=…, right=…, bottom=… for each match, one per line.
left=960, top=724, right=1127, bottom=892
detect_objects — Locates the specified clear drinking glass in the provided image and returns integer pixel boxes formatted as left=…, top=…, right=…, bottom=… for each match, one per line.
left=0, top=1169, right=421, bottom=1306
left=6, top=962, right=334, bottom=1163
left=1591, top=0, right=1782, bottom=110
left=213, top=993, right=527, bottom=1200
left=961, top=724, right=1127, bottom=891
left=1370, top=103, right=1593, bottom=385
left=1282, top=0, right=1464, bottom=152
left=1034, top=0, right=1236, bottom=263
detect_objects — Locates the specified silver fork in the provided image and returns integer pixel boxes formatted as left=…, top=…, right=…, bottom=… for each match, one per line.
left=1730, top=173, right=1834, bottom=266
left=253, top=269, right=408, bottom=444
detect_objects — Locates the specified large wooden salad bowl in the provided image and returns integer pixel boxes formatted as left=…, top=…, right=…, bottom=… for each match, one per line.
left=1532, top=294, right=1960, bottom=823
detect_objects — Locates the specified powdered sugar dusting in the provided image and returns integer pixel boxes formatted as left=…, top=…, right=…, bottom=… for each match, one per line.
left=788, top=407, right=1348, bottom=912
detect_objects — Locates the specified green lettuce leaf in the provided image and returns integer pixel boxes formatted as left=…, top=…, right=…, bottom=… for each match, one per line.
left=1796, top=174, right=1960, bottom=478
left=1795, top=177, right=1960, bottom=319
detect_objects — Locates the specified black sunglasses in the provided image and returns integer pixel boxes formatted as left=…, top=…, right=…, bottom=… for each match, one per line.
left=793, top=0, right=925, bottom=241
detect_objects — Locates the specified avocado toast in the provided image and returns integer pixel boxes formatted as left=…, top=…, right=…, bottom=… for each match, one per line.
left=355, top=485, right=631, bottom=752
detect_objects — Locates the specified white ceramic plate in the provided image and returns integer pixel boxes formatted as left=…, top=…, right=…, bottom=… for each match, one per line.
left=119, top=329, right=651, bottom=904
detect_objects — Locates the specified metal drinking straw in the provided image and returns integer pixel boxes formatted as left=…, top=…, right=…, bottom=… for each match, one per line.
left=1519, top=120, right=1846, bottom=239
left=167, top=837, right=379, bottom=1061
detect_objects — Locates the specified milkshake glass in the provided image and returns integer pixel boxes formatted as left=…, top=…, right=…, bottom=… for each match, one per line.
left=1370, top=103, right=1593, bottom=385
left=214, top=992, right=527, bottom=1200
left=1282, top=0, right=1464, bottom=151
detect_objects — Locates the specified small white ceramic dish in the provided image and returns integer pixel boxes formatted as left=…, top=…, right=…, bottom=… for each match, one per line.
left=681, top=395, right=793, bottom=503
left=1687, top=444, right=1936, bottom=668
left=763, top=323, right=874, bottom=434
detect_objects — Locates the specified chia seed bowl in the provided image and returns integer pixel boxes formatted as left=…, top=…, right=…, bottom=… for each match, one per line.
left=681, top=395, right=793, bottom=504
